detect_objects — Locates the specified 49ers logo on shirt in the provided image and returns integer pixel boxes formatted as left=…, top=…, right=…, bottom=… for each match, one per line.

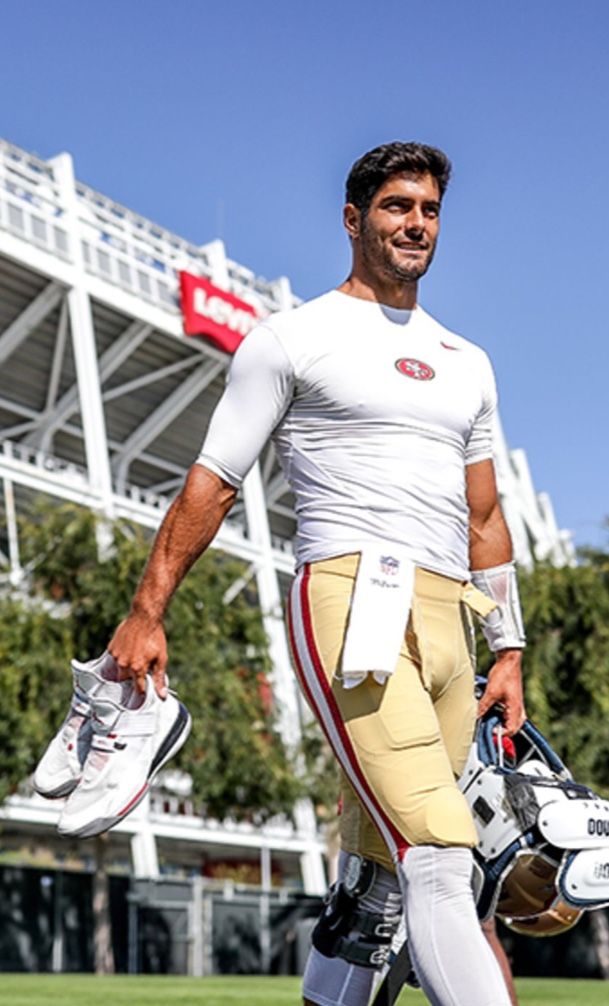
left=395, top=358, right=435, bottom=381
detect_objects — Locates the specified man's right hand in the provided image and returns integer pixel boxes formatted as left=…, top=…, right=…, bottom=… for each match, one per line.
left=108, top=615, right=168, bottom=699
left=105, top=465, right=237, bottom=702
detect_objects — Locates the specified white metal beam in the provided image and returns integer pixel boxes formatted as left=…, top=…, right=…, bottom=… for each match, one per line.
left=102, top=354, right=199, bottom=403
left=268, top=501, right=297, bottom=520
left=266, top=470, right=290, bottom=505
left=0, top=397, right=38, bottom=421
left=123, top=449, right=184, bottom=478
left=242, top=463, right=326, bottom=893
left=0, top=419, right=38, bottom=438
left=0, top=793, right=327, bottom=860
left=53, top=419, right=190, bottom=482
left=2, top=477, right=22, bottom=584
left=261, top=442, right=276, bottom=484
left=20, top=416, right=193, bottom=492
left=50, top=153, right=113, bottom=511
left=0, top=447, right=295, bottom=572
left=44, top=297, right=69, bottom=411
left=0, top=280, right=64, bottom=366
left=0, top=444, right=96, bottom=507
left=95, top=321, right=153, bottom=382
left=112, top=359, right=223, bottom=491
left=129, top=796, right=160, bottom=878
left=242, top=463, right=303, bottom=749
left=0, top=228, right=75, bottom=289
left=222, top=562, right=258, bottom=606
left=148, top=476, right=183, bottom=494
left=27, top=319, right=152, bottom=450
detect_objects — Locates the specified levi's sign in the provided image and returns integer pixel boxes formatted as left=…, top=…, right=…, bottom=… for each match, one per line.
left=179, top=271, right=259, bottom=354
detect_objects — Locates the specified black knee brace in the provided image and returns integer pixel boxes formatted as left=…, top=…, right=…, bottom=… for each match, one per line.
left=312, top=855, right=401, bottom=969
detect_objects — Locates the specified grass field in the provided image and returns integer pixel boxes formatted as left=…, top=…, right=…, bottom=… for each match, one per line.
left=1, top=974, right=607, bottom=1006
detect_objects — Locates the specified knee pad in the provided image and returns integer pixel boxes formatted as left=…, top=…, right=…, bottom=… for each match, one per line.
left=312, top=854, right=402, bottom=969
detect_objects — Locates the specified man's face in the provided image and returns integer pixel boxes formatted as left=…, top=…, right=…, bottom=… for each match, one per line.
left=355, top=172, right=441, bottom=285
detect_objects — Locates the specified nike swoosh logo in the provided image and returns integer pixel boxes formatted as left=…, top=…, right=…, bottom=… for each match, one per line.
left=441, top=341, right=460, bottom=350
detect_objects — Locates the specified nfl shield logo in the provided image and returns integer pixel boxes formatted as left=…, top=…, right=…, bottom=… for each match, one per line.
left=380, top=555, right=400, bottom=576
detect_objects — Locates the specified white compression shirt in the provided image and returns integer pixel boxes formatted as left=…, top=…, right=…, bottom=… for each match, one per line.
left=197, top=290, right=497, bottom=580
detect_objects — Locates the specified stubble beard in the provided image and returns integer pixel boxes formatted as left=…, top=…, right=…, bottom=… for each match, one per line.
left=361, top=223, right=436, bottom=285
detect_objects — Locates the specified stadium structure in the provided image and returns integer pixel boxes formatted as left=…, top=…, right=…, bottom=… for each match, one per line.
left=0, top=139, right=574, bottom=901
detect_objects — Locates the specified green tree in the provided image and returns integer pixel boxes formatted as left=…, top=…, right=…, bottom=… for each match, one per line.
left=477, top=548, right=609, bottom=795
left=0, top=596, right=73, bottom=803
left=7, top=500, right=303, bottom=820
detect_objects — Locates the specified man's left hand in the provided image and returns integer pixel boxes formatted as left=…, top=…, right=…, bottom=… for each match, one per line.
left=477, top=650, right=525, bottom=735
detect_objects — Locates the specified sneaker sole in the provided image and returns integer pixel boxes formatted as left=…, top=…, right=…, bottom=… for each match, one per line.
left=59, top=702, right=192, bottom=839
left=34, top=777, right=80, bottom=800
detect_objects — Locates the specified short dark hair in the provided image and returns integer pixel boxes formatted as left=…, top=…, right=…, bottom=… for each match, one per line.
left=345, top=141, right=452, bottom=214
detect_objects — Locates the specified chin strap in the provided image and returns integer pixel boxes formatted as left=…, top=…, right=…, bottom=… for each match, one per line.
left=471, top=561, right=526, bottom=652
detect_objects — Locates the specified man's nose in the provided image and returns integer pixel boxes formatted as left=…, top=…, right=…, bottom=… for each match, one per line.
left=404, top=207, right=425, bottom=234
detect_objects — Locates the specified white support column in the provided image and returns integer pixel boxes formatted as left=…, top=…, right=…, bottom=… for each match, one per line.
left=189, top=876, right=204, bottom=977
left=273, top=275, right=294, bottom=310
left=242, top=461, right=326, bottom=896
left=50, top=153, right=114, bottom=516
left=499, top=490, right=533, bottom=570
left=45, top=297, right=70, bottom=412
left=129, top=795, right=160, bottom=878
left=510, top=448, right=554, bottom=561
left=260, top=845, right=272, bottom=891
left=538, top=492, right=576, bottom=565
left=2, top=477, right=22, bottom=585
left=295, top=816, right=326, bottom=897
left=200, top=239, right=230, bottom=286
left=242, top=462, right=302, bottom=749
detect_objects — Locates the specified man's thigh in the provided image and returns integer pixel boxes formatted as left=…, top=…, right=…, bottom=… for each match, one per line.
left=411, top=576, right=478, bottom=779
left=289, top=555, right=477, bottom=860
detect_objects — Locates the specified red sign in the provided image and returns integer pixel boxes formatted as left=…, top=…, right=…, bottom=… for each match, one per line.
left=179, top=271, right=259, bottom=354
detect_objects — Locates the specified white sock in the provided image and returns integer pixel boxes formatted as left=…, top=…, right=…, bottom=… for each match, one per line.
left=398, top=846, right=510, bottom=1006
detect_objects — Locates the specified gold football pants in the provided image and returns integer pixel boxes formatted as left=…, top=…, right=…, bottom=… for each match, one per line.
left=288, top=553, right=484, bottom=868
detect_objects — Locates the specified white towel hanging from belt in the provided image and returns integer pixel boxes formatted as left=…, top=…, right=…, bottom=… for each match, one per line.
left=340, top=545, right=415, bottom=689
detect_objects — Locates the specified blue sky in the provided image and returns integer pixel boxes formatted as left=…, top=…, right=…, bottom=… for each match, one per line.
left=0, top=0, right=607, bottom=548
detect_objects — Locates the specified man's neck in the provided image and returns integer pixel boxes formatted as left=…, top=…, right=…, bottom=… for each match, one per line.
left=337, top=273, right=418, bottom=310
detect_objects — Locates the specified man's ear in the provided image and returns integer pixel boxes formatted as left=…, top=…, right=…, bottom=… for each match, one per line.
left=343, top=203, right=361, bottom=240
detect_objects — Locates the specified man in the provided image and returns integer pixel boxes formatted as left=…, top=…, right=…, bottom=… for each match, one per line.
left=109, top=142, right=526, bottom=1006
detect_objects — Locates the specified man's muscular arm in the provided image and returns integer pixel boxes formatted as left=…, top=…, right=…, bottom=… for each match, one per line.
left=108, top=464, right=237, bottom=696
left=466, top=458, right=526, bottom=735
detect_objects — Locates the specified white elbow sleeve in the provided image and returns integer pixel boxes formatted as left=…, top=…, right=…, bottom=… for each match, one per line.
left=470, top=561, right=526, bottom=652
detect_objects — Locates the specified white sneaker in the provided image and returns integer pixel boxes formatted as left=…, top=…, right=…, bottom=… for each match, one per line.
left=33, top=652, right=124, bottom=799
left=58, top=673, right=191, bottom=838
